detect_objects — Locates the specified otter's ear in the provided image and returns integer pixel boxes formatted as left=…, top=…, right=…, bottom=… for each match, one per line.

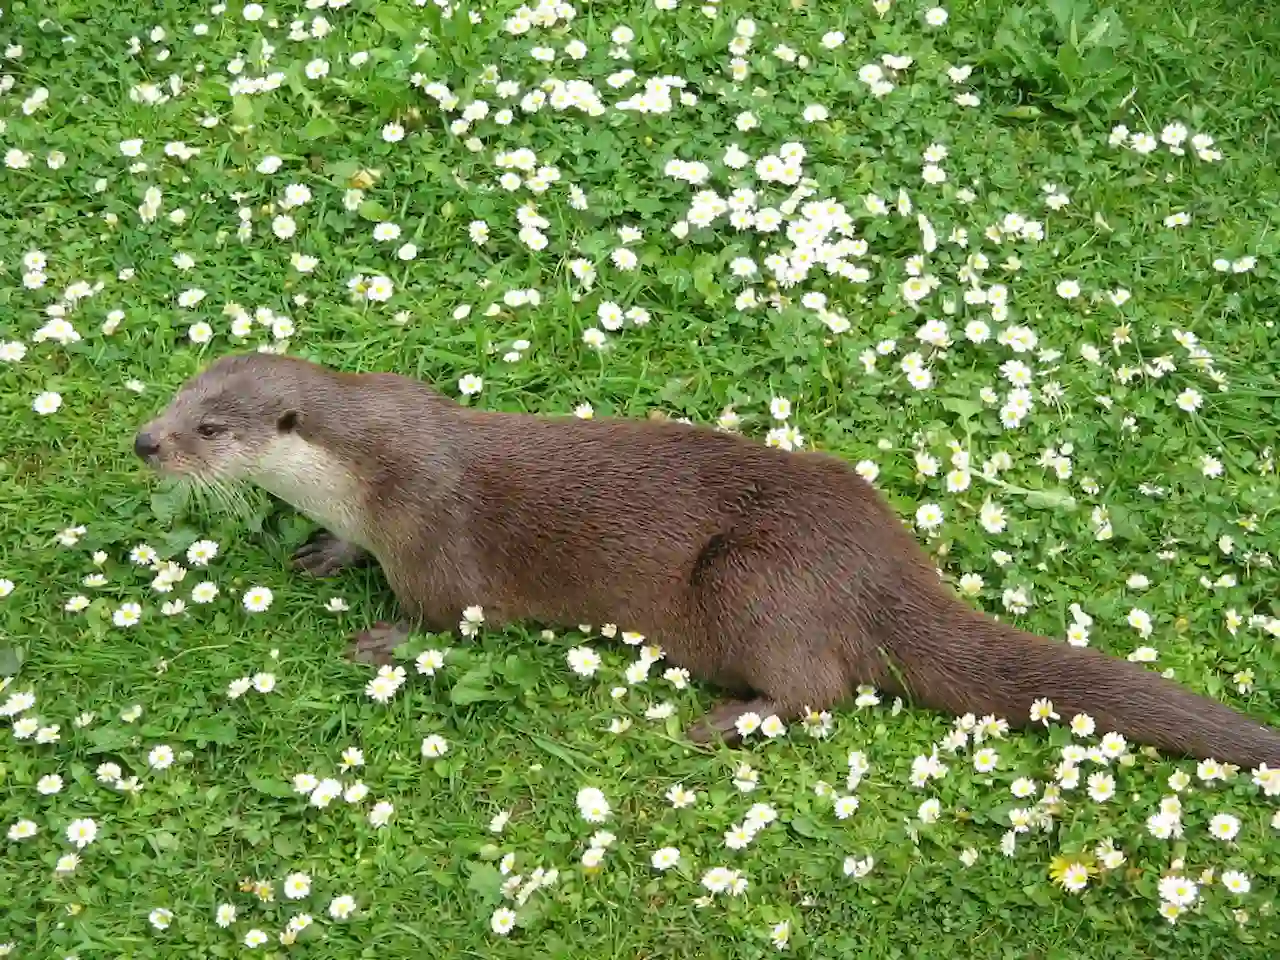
left=277, top=409, right=301, bottom=434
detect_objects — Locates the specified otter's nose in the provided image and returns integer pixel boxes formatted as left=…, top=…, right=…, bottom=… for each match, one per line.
left=134, top=431, right=160, bottom=459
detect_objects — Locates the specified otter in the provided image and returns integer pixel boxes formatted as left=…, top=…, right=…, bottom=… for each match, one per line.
left=135, top=352, right=1280, bottom=768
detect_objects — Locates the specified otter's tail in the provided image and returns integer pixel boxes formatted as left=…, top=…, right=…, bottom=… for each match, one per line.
left=890, top=610, right=1280, bottom=769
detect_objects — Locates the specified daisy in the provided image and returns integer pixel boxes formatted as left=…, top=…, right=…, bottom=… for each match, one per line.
left=55, top=852, right=80, bottom=875
left=1158, top=875, right=1198, bottom=907
left=421, top=735, right=449, bottom=758
left=244, top=929, right=268, bottom=947
left=566, top=646, right=601, bottom=676
left=666, top=784, right=697, bottom=808
left=833, top=795, right=860, bottom=819
left=915, top=503, right=944, bottom=530
left=328, top=895, right=357, bottom=919
left=112, top=602, right=142, bottom=627
left=651, top=846, right=680, bottom=870
left=37, top=774, right=63, bottom=794
left=1054, top=861, right=1090, bottom=893
left=369, top=801, right=395, bottom=827
left=490, top=906, right=516, bottom=935
left=242, top=586, right=273, bottom=612
left=576, top=786, right=611, bottom=822
left=283, top=873, right=311, bottom=899
left=148, top=745, right=175, bottom=770
left=1220, top=870, right=1251, bottom=894
left=1209, top=813, right=1241, bottom=841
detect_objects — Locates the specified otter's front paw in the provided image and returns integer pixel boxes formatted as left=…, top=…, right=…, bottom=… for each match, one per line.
left=291, top=531, right=370, bottom=578
left=347, top=621, right=414, bottom=666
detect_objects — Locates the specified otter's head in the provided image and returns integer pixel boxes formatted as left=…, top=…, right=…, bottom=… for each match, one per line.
left=134, top=353, right=305, bottom=482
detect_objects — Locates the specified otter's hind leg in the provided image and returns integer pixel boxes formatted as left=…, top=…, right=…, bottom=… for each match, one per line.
left=348, top=621, right=415, bottom=666
left=685, top=531, right=868, bottom=745
left=346, top=600, right=460, bottom=668
left=291, top=529, right=372, bottom=577
left=687, top=697, right=782, bottom=745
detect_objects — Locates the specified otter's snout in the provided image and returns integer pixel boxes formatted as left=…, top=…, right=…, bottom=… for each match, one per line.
left=134, top=430, right=160, bottom=460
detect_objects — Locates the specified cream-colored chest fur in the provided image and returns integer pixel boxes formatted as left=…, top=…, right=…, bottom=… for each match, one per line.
left=250, top=434, right=369, bottom=548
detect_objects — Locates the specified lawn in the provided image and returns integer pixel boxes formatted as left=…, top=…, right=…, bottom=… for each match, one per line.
left=2, top=0, right=1279, bottom=956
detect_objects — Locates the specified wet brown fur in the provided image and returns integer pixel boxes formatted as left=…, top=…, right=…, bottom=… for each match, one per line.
left=137, top=353, right=1280, bottom=767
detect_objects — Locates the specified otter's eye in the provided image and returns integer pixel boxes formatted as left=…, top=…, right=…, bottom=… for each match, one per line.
left=197, top=423, right=226, bottom=439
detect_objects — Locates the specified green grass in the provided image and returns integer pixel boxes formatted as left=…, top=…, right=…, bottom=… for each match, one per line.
left=2, top=0, right=1279, bottom=956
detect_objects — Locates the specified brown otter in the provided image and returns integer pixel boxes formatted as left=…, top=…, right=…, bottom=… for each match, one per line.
left=134, top=352, right=1280, bottom=768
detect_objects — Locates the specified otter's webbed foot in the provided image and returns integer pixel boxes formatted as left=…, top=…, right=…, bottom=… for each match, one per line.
left=291, top=530, right=371, bottom=578
left=686, top=697, right=779, bottom=746
left=347, top=621, right=415, bottom=667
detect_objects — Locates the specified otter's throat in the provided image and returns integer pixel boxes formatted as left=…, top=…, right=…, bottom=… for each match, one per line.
left=249, top=434, right=369, bottom=549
